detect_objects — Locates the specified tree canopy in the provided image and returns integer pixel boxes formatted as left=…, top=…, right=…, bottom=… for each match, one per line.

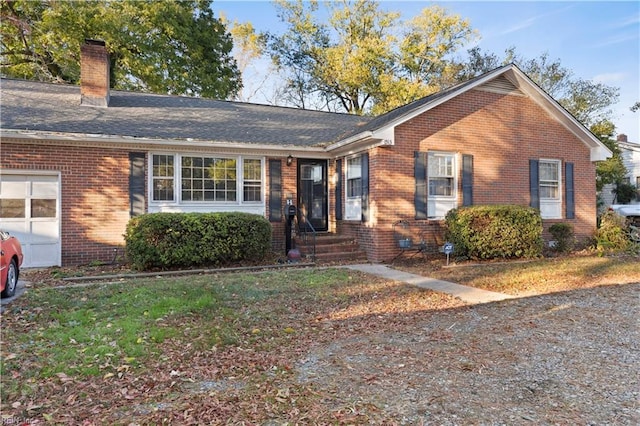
left=457, top=47, right=620, bottom=130
left=1, top=0, right=241, bottom=99
left=266, top=0, right=476, bottom=114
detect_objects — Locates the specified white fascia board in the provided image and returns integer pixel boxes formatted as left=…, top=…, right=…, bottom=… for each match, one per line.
left=325, top=127, right=396, bottom=156
left=324, top=130, right=374, bottom=151
left=0, top=129, right=330, bottom=159
left=504, top=67, right=612, bottom=162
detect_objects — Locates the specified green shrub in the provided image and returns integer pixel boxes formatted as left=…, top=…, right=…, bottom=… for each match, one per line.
left=548, top=222, right=574, bottom=253
left=445, top=205, right=543, bottom=260
left=125, top=212, right=272, bottom=270
left=594, top=211, right=631, bottom=253
left=614, top=182, right=638, bottom=204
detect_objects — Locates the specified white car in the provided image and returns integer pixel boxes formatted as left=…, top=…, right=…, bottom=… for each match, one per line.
left=609, top=204, right=640, bottom=226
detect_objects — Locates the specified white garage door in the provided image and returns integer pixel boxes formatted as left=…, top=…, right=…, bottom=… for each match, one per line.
left=0, top=173, right=61, bottom=268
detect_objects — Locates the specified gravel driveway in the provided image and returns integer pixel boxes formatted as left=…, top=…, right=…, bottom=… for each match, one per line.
left=296, top=282, right=640, bottom=424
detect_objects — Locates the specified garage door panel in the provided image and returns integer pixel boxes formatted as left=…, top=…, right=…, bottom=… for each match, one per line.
left=0, top=173, right=60, bottom=268
left=31, top=178, right=58, bottom=198
left=30, top=222, right=59, bottom=242
left=0, top=179, right=27, bottom=197
left=0, top=223, right=29, bottom=238
left=30, top=243, right=59, bottom=267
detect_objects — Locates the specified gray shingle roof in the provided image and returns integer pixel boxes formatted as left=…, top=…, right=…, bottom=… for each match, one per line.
left=1, top=78, right=371, bottom=147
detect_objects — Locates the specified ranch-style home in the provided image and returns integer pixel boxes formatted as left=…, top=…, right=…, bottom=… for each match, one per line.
left=1, top=40, right=611, bottom=268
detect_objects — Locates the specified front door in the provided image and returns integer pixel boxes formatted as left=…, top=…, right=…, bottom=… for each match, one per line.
left=297, top=159, right=328, bottom=232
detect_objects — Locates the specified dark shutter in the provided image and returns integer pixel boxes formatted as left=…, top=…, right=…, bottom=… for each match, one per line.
left=335, top=159, right=343, bottom=220
left=129, top=152, right=145, bottom=217
left=361, top=152, right=369, bottom=222
left=565, top=162, right=575, bottom=219
left=462, top=154, right=473, bottom=206
left=529, top=159, right=540, bottom=210
left=269, top=159, right=282, bottom=222
left=414, top=151, right=428, bottom=219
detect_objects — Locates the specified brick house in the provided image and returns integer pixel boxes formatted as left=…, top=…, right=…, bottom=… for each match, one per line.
left=1, top=41, right=610, bottom=267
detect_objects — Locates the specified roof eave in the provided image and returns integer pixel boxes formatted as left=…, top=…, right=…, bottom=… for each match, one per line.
left=0, top=129, right=331, bottom=159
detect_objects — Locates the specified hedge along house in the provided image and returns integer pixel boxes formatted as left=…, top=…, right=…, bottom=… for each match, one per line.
left=1, top=40, right=610, bottom=267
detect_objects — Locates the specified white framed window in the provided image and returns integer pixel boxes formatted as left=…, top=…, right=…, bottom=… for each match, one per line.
left=152, top=154, right=175, bottom=202
left=345, top=155, right=362, bottom=220
left=243, top=159, right=262, bottom=202
left=539, top=159, right=562, bottom=219
left=427, top=152, right=457, bottom=218
left=150, top=154, right=263, bottom=205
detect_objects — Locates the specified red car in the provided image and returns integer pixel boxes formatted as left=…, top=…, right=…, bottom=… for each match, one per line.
left=1, top=230, right=24, bottom=298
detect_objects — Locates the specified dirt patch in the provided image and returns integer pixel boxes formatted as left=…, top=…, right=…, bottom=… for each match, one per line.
left=291, top=283, right=640, bottom=424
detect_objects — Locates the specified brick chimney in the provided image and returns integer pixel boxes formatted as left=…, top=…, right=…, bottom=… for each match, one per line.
left=80, top=39, right=110, bottom=107
left=617, top=134, right=628, bottom=143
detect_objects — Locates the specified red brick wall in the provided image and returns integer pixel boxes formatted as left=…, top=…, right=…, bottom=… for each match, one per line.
left=338, top=89, right=597, bottom=262
left=1, top=141, right=132, bottom=265
left=80, top=41, right=110, bottom=106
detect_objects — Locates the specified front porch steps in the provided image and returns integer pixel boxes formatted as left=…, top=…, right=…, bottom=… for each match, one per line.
left=293, top=234, right=368, bottom=264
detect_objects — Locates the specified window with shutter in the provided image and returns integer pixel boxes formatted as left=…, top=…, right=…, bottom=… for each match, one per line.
left=345, top=155, right=362, bottom=220
left=531, top=159, right=562, bottom=219
left=427, top=152, right=457, bottom=218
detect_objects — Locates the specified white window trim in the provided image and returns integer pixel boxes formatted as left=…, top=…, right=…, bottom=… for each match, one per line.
left=539, top=158, right=562, bottom=219
left=427, top=151, right=457, bottom=219
left=149, top=153, right=265, bottom=207
left=345, top=155, right=362, bottom=221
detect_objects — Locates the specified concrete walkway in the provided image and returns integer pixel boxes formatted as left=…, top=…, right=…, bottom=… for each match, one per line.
left=344, top=264, right=514, bottom=305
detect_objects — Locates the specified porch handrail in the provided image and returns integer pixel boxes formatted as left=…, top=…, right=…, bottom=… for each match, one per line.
left=294, top=210, right=317, bottom=262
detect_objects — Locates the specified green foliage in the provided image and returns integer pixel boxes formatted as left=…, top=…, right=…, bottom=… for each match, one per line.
left=445, top=205, right=543, bottom=260
left=456, top=48, right=619, bottom=130
left=594, top=211, right=632, bottom=253
left=124, top=212, right=272, bottom=270
left=267, top=0, right=475, bottom=114
left=592, top=120, right=628, bottom=192
left=548, top=222, right=574, bottom=253
left=1, top=0, right=241, bottom=99
left=613, top=182, right=638, bottom=204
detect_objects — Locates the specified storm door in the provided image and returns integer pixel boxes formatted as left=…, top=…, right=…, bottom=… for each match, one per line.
left=297, top=159, right=328, bottom=232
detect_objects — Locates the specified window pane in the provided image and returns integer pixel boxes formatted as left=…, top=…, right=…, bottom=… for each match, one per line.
left=539, top=162, right=558, bottom=181
left=539, top=161, right=560, bottom=200
left=540, top=184, right=558, bottom=199
left=0, top=199, right=25, bottom=218
left=154, top=179, right=174, bottom=201
left=428, top=154, right=454, bottom=177
left=244, top=184, right=261, bottom=202
left=347, top=157, right=361, bottom=178
left=31, top=199, right=56, bottom=218
left=428, top=152, right=455, bottom=197
left=242, top=159, right=262, bottom=203
left=244, top=159, right=261, bottom=180
left=429, top=178, right=453, bottom=196
left=152, top=155, right=175, bottom=201
left=347, top=156, right=363, bottom=198
left=347, top=177, right=362, bottom=198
